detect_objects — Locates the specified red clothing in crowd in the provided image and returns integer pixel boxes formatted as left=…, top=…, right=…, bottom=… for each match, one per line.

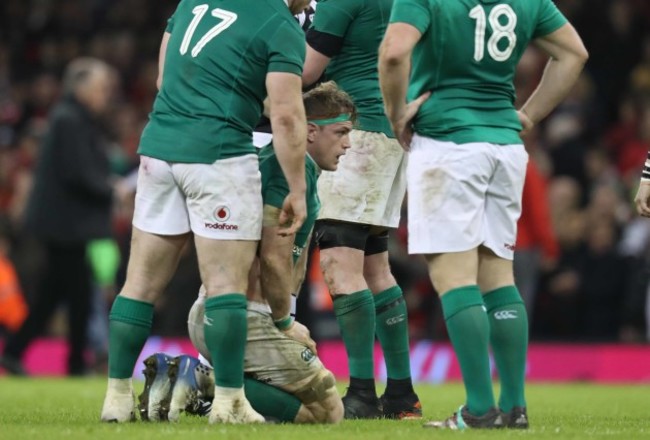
left=516, top=160, right=560, bottom=260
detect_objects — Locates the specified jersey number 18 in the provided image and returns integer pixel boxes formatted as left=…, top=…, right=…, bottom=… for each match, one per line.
left=469, top=4, right=517, bottom=62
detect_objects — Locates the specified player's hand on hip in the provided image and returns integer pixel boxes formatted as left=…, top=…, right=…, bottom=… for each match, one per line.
left=282, top=320, right=318, bottom=355
left=278, top=192, right=307, bottom=236
left=517, top=110, right=535, bottom=136
left=391, top=92, right=431, bottom=151
left=634, top=181, right=650, bottom=217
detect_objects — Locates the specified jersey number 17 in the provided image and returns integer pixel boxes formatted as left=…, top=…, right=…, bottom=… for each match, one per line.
left=180, top=4, right=238, bottom=58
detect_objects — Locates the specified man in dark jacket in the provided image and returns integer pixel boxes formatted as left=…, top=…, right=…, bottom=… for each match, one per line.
left=0, top=57, right=116, bottom=376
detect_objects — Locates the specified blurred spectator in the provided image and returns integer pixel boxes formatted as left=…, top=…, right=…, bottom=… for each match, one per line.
left=629, top=35, right=650, bottom=93
left=576, top=219, right=629, bottom=340
left=535, top=209, right=586, bottom=338
left=543, top=73, right=596, bottom=191
left=618, top=213, right=650, bottom=341
left=572, top=0, right=646, bottom=121
left=548, top=176, right=583, bottom=229
left=0, top=57, right=117, bottom=375
left=607, top=99, right=650, bottom=182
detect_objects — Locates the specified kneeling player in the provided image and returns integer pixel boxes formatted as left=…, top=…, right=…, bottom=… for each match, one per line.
left=139, top=82, right=355, bottom=423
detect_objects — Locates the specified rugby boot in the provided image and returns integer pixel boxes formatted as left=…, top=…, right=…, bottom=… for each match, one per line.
left=167, top=355, right=214, bottom=421
left=137, top=352, right=174, bottom=421
left=380, top=391, right=422, bottom=419
left=100, top=378, right=136, bottom=423
left=503, top=406, right=529, bottom=429
left=208, top=386, right=265, bottom=424
left=342, top=388, right=383, bottom=419
left=423, top=405, right=504, bottom=430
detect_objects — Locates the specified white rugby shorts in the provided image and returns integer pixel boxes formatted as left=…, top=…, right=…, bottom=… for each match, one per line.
left=133, top=154, right=262, bottom=240
left=407, top=135, right=528, bottom=260
left=317, top=129, right=406, bottom=228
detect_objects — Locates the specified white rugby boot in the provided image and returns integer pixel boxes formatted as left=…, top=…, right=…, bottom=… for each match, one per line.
left=100, top=378, right=136, bottom=422
left=208, top=386, right=265, bottom=424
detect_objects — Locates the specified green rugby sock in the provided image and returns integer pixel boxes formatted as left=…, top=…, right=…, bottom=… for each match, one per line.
left=441, top=285, right=495, bottom=416
left=204, top=294, right=247, bottom=388
left=483, top=285, right=528, bottom=412
left=244, top=377, right=302, bottom=422
left=333, top=289, right=376, bottom=381
left=108, top=296, right=153, bottom=379
left=374, top=286, right=412, bottom=387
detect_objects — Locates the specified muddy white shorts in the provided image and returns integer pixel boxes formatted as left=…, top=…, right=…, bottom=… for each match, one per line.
left=133, top=154, right=262, bottom=240
left=317, top=130, right=406, bottom=228
left=407, top=135, right=528, bottom=260
left=188, top=295, right=326, bottom=396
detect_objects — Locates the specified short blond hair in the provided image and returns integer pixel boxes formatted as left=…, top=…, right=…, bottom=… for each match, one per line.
left=303, top=81, right=357, bottom=124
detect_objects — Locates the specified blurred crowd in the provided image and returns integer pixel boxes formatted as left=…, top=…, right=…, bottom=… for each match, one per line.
left=0, top=0, right=649, bottom=367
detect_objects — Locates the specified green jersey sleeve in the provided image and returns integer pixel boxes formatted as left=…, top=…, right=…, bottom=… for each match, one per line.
left=263, top=177, right=289, bottom=210
left=389, top=0, right=431, bottom=34
left=267, top=24, right=306, bottom=75
left=311, top=0, right=363, bottom=38
left=165, top=0, right=183, bottom=33
left=165, top=14, right=175, bottom=32
left=259, top=146, right=290, bottom=209
left=533, top=0, right=568, bottom=39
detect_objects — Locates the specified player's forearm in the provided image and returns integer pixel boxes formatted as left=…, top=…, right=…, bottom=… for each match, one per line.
left=303, top=44, right=331, bottom=87
left=520, top=56, right=585, bottom=124
left=260, top=253, right=293, bottom=320
left=259, top=220, right=296, bottom=318
left=521, top=24, right=588, bottom=125
left=379, top=45, right=410, bottom=121
left=272, top=114, right=308, bottom=194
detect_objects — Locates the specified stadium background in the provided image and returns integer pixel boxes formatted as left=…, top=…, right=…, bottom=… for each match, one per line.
left=0, top=0, right=649, bottom=381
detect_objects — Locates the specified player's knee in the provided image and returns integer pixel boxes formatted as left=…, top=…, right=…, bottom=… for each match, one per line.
left=319, top=252, right=367, bottom=293
left=294, top=369, right=337, bottom=404
left=477, top=247, right=514, bottom=291
left=323, top=393, right=344, bottom=423
left=363, top=254, right=395, bottom=294
left=316, top=222, right=369, bottom=292
left=294, top=405, right=318, bottom=424
left=300, top=387, right=343, bottom=424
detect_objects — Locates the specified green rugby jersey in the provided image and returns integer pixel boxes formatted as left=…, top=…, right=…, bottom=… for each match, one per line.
left=139, top=0, right=305, bottom=163
left=310, top=0, right=394, bottom=137
left=258, top=144, right=320, bottom=264
left=390, top=0, right=567, bottom=145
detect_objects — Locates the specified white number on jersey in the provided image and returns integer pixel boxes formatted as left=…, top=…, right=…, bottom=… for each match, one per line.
left=469, top=4, right=517, bottom=62
left=180, top=5, right=238, bottom=58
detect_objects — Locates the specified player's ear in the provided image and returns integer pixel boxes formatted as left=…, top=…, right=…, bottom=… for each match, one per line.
left=307, top=122, right=318, bottom=143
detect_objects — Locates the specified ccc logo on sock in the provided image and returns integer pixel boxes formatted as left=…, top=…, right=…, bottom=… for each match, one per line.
left=493, top=310, right=518, bottom=320
left=385, top=314, right=406, bottom=325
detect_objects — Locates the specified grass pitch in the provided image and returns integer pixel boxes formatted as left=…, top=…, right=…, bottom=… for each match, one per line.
left=0, top=378, right=648, bottom=439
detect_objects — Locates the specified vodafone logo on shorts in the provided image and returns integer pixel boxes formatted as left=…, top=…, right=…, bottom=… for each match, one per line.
left=214, top=206, right=231, bottom=222
left=204, top=205, right=239, bottom=230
